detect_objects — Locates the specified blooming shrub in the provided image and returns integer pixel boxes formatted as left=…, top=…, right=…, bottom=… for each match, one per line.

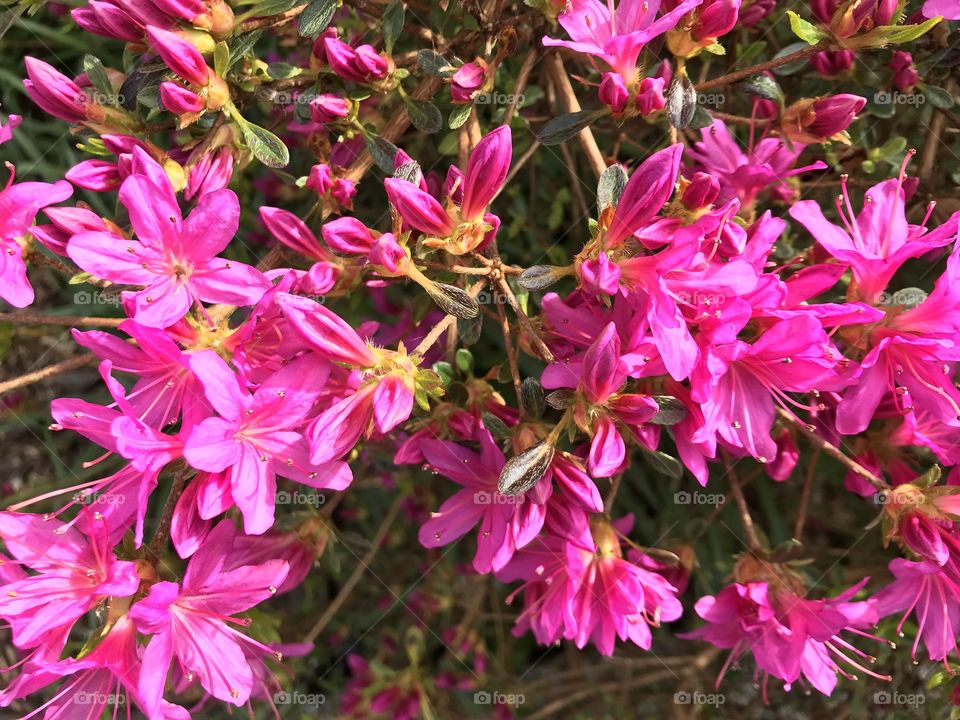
left=2, top=0, right=960, bottom=717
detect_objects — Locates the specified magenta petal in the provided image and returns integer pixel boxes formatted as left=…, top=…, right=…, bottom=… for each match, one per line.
left=461, top=126, right=512, bottom=220
left=384, top=178, right=455, bottom=236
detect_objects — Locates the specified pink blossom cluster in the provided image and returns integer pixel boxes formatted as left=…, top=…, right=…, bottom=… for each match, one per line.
left=2, top=0, right=960, bottom=715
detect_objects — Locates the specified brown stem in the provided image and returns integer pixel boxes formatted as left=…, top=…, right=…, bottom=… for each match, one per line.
left=503, top=49, right=537, bottom=125
left=0, top=354, right=95, bottom=397
left=722, top=451, right=763, bottom=553
left=413, top=281, right=486, bottom=356
left=1, top=312, right=123, bottom=328
left=794, top=446, right=821, bottom=540
left=147, top=470, right=189, bottom=559
left=497, top=301, right=523, bottom=402
left=238, top=4, right=306, bottom=32
left=696, top=44, right=824, bottom=92
left=776, top=408, right=888, bottom=490
left=494, top=275, right=555, bottom=363
left=304, top=494, right=403, bottom=644
left=919, top=78, right=956, bottom=185
left=544, top=52, right=606, bottom=178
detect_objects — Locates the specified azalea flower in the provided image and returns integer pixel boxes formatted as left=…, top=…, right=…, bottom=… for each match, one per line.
left=68, top=147, right=270, bottom=328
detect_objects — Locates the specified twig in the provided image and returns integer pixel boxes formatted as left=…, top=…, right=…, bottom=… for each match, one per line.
left=0, top=354, right=95, bottom=397
left=304, top=494, right=404, bottom=643
left=494, top=275, right=555, bottom=363
left=147, top=470, right=189, bottom=558
left=238, top=4, right=306, bottom=32
left=776, top=408, right=888, bottom=491
left=413, top=281, right=486, bottom=356
left=919, top=78, right=956, bottom=185
left=1, top=312, right=123, bottom=328
left=794, top=446, right=821, bottom=539
left=503, top=49, right=537, bottom=125
left=497, top=301, right=523, bottom=401
left=544, top=53, right=605, bottom=178
left=722, top=451, right=763, bottom=553
left=696, top=44, right=824, bottom=92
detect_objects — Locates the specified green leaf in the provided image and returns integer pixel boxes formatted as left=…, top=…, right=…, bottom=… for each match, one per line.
left=641, top=448, right=683, bottom=479
left=432, top=361, right=455, bottom=386
left=363, top=134, right=400, bottom=173
left=227, top=30, right=263, bottom=70
left=537, top=109, right=608, bottom=145
left=597, top=164, right=628, bottom=210
left=689, top=105, right=714, bottom=130
left=417, top=49, right=456, bottom=77
left=298, top=0, right=339, bottom=37
left=383, top=2, right=405, bottom=55
left=82, top=55, right=114, bottom=105
left=266, top=62, right=302, bottom=80
left=736, top=74, right=784, bottom=105
left=214, top=41, right=230, bottom=79
left=771, top=41, right=814, bottom=76
left=455, top=348, right=474, bottom=375
left=922, top=84, right=955, bottom=109
left=876, top=136, right=907, bottom=158
left=448, top=102, right=472, bottom=129
left=405, top=97, right=443, bottom=133
left=666, top=70, right=697, bottom=129
left=248, top=0, right=298, bottom=16
left=240, top=121, right=290, bottom=168
left=860, top=17, right=941, bottom=47
left=786, top=10, right=827, bottom=45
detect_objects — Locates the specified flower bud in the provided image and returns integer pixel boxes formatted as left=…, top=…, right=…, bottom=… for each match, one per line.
left=23, top=57, right=89, bottom=123
left=450, top=61, right=486, bottom=103
left=890, top=51, right=919, bottom=93
left=309, top=94, right=351, bottom=124
left=306, top=163, right=334, bottom=195
left=65, top=159, right=121, bottom=191
left=682, top=172, right=720, bottom=210
left=369, top=233, right=408, bottom=274
left=781, top=94, right=866, bottom=143
left=322, top=217, right=376, bottom=255
left=331, top=178, right=356, bottom=209
left=739, top=0, right=775, bottom=26
left=599, top=72, right=630, bottom=114
left=636, top=76, right=667, bottom=116
left=160, top=81, right=205, bottom=116
left=810, top=49, right=855, bottom=78
left=580, top=252, right=622, bottom=296
left=692, top=0, right=741, bottom=42
left=145, top=25, right=210, bottom=87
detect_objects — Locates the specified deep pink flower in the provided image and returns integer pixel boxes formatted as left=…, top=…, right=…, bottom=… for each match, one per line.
left=183, top=351, right=351, bottom=534
left=0, top=171, right=72, bottom=308
left=68, top=147, right=269, bottom=327
left=129, top=520, right=290, bottom=712
left=543, top=0, right=704, bottom=85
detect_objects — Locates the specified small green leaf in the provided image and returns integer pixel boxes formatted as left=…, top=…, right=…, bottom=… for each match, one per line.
left=597, top=164, right=628, bottom=210
left=876, top=136, right=907, bottom=158
left=641, top=448, right=683, bottom=479
left=266, top=62, right=302, bottom=80
left=432, top=361, right=455, bottom=386
left=922, top=84, right=955, bottom=109
left=298, top=0, right=339, bottom=37
left=82, top=55, right=114, bottom=105
left=736, top=74, right=784, bottom=105
left=406, top=97, right=443, bottom=133
left=448, top=103, right=473, bottom=129
left=214, top=42, right=230, bottom=79
left=666, top=69, right=697, bottom=129
left=786, top=10, right=827, bottom=45
left=455, top=348, right=474, bottom=375
left=689, top=105, right=714, bottom=130
left=240, top=121, right=290, bottom=168
left=860, top=17, right=941, bottom=47
left=249, top=0, right=298, bottom=16
left=363, top=134, right=400, bottom=173
left=383, top=2, right=405, bottom=55
left=537, top=109, right=608, bottom=145
left=771, top=41, right=814, bottom=76
left=227, top=30, right=263, bottom=70
left=417, top=49, right=457, bottom=77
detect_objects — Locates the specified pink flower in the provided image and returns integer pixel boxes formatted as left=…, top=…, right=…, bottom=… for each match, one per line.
left=599, top=72, right=630, bottom=114
left=685, top=576, right=886, bottom=696
left=451, top=61, right=486, bottom=103
left=811, top=49, right=855, bottom=77
left=146, top=25, right=209, bottom=87
left=67, top=147, right=269, bottom=327
left=0, top=171, right=72, bottom=308
left=416, top=425, right=548, bottom=573
left=0, top=510, right=139, bottom=652
left=890, top=50, right=919, bottom=92
left=183, top=351, right=351, bottom=534
left=129, top=520, right=290, bottom=712
left=323, top=36, right=390, bottom=83
left=543, top=0, right=704, bottom=84
left=924, top=0, right=960, bottom=18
